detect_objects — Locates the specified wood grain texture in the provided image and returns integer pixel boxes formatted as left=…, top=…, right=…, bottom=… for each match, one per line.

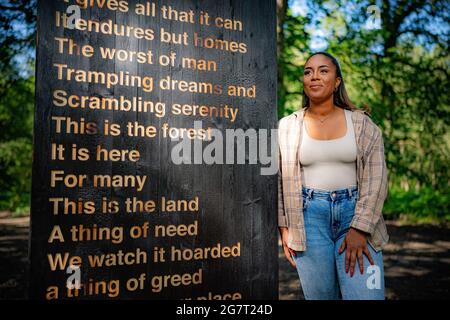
left=30, top=0, right=277, bottom=300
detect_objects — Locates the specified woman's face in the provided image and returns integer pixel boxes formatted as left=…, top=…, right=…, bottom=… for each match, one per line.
left=303, top=54, right=341, bottom=103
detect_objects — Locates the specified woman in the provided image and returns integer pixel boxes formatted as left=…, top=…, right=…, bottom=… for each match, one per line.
left=278, top=52, right=389, bottom=300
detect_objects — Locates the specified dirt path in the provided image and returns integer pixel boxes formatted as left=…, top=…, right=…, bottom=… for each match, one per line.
left=0, top=213, right=29, bottom=299
left=1, top=214, right=449, bottom=300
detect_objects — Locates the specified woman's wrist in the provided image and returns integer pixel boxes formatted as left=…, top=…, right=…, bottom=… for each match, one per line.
left=350, top=227, right=370, bottom=238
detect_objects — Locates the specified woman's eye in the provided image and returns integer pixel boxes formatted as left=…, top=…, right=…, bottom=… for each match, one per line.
left=304, top=71, right=311, bottom=76
left=321, top=70, right=328, bottom=73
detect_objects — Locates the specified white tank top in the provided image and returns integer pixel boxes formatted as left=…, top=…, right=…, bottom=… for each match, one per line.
left=300, top=108, right=357, bottom=191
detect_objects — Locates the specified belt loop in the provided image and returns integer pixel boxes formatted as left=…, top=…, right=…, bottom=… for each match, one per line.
left=308, top=189, right=313, bottom=200
left=347, top=187, right=352, bottom=199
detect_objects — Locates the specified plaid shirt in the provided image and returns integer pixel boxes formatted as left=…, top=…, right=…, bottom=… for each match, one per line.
left=278, top=107, right=389, bottom=252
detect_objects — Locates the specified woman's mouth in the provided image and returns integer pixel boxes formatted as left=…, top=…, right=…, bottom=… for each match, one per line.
left=310, top=84, right=322, bottom=88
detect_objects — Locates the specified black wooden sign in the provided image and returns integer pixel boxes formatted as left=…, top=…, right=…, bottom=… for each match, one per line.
left=30, top=0, right=277, bottom=300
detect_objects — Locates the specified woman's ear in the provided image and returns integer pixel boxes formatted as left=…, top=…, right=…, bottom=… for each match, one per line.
left=335, top=77, right=342, bottom=91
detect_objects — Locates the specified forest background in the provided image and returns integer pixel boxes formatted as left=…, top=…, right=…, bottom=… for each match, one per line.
left=0, top=0, right=448, bottom=223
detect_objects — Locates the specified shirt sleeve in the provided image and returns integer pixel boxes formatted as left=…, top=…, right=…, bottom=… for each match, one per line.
left=351, top=127, right=389, bottom=235
left=278, top=144, right=288, bottom=228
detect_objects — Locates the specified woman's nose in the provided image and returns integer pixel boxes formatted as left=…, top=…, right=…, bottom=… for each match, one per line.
left=312, top=70, right=321, bottom=80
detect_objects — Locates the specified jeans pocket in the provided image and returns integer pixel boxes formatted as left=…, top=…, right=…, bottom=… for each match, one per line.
left=344, top=194, right=357, bottom=210
left=340, top=197, right=357, bottom=228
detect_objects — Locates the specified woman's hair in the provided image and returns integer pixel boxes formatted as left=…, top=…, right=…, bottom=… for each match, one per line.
left=301, top=51, right=371, bottom=115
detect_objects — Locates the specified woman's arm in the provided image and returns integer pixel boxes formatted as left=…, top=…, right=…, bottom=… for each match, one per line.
left=351, top=126, right=389, bottom=235
left=278, top=145, right=296, bottom=267
left=339, top=125, right=388, bottom=276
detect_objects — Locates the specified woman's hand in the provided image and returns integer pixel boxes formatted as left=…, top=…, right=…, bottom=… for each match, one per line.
left=279, top=227, right=296, bottom=268
left=338, top=227, right=375, bottom=276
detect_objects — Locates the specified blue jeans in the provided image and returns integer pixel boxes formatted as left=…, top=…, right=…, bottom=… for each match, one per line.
left=292, top=185, right=385, bottom=300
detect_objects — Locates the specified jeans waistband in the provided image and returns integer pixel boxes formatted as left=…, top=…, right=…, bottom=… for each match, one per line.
left=302, top=185, right=358, bottom=201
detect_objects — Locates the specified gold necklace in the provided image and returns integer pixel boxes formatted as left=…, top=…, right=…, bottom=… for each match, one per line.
left=306, top=108, right=336, bottom=125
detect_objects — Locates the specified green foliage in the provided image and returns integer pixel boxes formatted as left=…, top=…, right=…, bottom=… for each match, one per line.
left=384, top=186, right=450, bottom=223
left=0, top=0, right=36, bottom=76
left=278, top=7, right=312, bottom=117
left=0, top=76, right=34, bottom=213
left=0, top=1, right=36, bottom=214
left=0, top=139, right=32, bottom=215
left=279, top=0, right=449, bottom=221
